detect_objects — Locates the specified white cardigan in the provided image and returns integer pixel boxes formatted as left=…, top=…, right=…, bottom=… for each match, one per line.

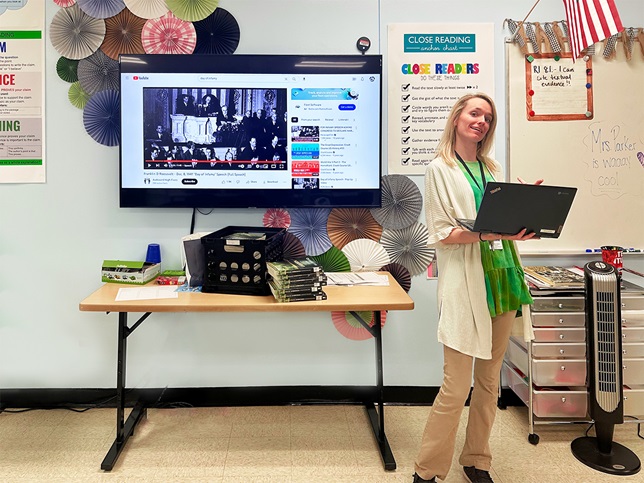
left=424, top=157, right=533, bottom=360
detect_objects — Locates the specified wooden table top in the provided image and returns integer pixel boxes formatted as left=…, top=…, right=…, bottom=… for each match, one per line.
left=79, top=273, right=415, bottom=313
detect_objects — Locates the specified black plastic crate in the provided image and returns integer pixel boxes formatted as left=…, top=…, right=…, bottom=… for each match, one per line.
left=201, top=226, right=285, bottom=295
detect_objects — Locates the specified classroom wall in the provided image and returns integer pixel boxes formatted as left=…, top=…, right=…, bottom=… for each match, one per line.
left=0, top=1, right=642, bottom=391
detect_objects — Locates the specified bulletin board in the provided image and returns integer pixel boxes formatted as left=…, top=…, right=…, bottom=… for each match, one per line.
left=506, top=41, right=644, bottom=254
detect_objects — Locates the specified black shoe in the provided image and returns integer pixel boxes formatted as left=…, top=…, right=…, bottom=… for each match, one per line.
left=412, top=472, right=436, bottom=483
left=463, top=466, right=494, bottom=483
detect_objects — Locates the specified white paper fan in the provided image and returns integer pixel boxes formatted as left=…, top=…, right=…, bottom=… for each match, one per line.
left=380, top=222, right=435, bottom=277
left=124, top=0, right=169, bottom=19
left=341, top=239, right=390, bottom=273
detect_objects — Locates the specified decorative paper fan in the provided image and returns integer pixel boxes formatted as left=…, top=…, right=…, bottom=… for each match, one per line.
left=83, top=90, right=120, bottom=146
left=311, top=247, right=351, bottom=273
left=371, top=174, right=423, bottom=230
left=50, top=4, right=106, bottom=60
left=100, top=8, right=146, bottom=60
left=68, top=81, right=91, bottom=109
left=77, top=50, right=119, bottom=96
left=380, top=262, right=412, bottom=293
left=263, top=208, right=291, bottom=228
left=77, top=0, right=125, bottom=19
left=327, top=208, right=383, bottom=250
left=56, top=57, right=79, bottom=83
left=380, top=222, right=435, bottom=277
left=193, top=8, right=240, bottom=54
left=281, top=232, right=306, bottom=260
left=54, top=0, right=77, bottom=7
left=141, top=11, right=197, bottom=54
left=288, top=208, right=333, bottom=256
left=167, top=0, right=219, bottom=22
left=124, top=0, right=169, bottom=19
left=331, top=310, right=387, bottom=341
left=341, top=239, right=390, bottom=272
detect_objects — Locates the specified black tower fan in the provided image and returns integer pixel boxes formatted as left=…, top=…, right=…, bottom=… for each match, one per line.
left=570, top=261, right=640, bottom=475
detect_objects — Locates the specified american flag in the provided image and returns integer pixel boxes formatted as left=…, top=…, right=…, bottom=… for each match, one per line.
left=563, top=0, right=624, bottom=60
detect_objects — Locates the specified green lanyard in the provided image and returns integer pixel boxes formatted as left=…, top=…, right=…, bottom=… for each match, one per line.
left=455, top=152, right=486, bottom=192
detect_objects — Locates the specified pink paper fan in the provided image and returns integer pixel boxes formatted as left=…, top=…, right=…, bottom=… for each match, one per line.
left=263, top=208, right=291, bottom=228
left=54, top=0, right=77, bottom=6
left=141, top=11, right=197, bottom=55
left=331, top=311, right=387, bottom=341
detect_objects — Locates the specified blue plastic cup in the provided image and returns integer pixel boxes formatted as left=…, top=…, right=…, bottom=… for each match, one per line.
left=146, top=243, right=161, bottom=264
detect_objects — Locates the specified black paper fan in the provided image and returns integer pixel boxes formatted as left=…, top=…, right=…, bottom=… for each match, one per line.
left=380, top=262, right=412, bottom=292
left=281, top=232, right=306, bottom=260
left=83, top=90, right=120, bottom=146
left=193, top=8, right=240, bottom=54
left=56, top=57, right=79, bottom=83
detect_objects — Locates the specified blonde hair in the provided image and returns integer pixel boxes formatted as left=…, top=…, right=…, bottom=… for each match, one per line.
left=434, top=93, right=500, bottom=174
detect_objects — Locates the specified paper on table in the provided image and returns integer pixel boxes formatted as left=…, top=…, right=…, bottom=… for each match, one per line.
left=326, top=272, right=389, bottom=286
left=115, top=286, right=179, bottom=301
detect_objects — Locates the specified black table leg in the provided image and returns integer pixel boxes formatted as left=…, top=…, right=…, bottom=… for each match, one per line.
left=101, top=312, right=149, bottom=471
left=350, top=310, right=396, bottom=470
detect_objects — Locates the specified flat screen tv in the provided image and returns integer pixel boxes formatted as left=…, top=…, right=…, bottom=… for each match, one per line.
left=119, top=54, right=382, bottom=208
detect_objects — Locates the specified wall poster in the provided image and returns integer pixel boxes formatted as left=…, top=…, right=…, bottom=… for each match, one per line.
left=0, top=1, right=45, bottom=183
left=387, top=23, right=494, bottom=175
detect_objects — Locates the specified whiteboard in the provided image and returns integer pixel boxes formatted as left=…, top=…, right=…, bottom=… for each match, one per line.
left=506, top=42, right=644, bottom=254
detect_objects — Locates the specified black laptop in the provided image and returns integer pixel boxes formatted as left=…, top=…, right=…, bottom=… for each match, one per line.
left=455, top=182, right=577, bottom=238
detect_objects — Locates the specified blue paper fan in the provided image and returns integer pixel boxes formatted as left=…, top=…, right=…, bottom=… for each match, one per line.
left=288, top=208, right=333, bottom=256
left=77, top=50, right=119, bottom=96
left=193, top=8, right=240, bottom=54
left=77, top=0, right=126, bottom=19
left=83, top=90, right=120, bottom=146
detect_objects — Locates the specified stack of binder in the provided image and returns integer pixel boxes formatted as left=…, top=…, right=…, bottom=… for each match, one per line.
left=267, top=258, right=327, bottom=302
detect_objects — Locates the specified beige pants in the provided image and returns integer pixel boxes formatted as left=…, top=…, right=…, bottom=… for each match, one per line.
left=414, top=310, right=516, bottom=481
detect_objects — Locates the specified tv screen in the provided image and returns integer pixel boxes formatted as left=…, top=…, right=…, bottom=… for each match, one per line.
left=119, top=54, right=382, bottom=208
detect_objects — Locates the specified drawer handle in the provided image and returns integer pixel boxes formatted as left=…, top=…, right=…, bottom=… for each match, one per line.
left=558, top=303, right=564, bottom=309
left=559, top=318, right=564, bottom=324
left=561, top=365, right=566, bottom=371
left=560, top=349, right=565, bottom=354
left=559, top=334, right=565, bottom=340
left=561, top=397, right=566, bottom=403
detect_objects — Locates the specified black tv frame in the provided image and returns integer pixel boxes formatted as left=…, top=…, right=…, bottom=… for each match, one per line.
left=119, top=54, right=383, bottom=209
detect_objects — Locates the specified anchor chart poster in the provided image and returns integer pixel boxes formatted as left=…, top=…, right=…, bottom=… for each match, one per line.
left=0, top=0, right=45, bottom=183
left=387, top=24, right=494, bottom=175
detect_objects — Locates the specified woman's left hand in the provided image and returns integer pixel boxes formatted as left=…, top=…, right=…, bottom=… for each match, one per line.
left=489, top=228, right=538, bottom=241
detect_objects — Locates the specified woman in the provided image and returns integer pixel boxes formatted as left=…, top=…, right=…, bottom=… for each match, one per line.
left=413, top=93, right=541, bottom=483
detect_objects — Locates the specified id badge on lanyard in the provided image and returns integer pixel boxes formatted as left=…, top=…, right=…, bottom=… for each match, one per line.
left=490, top=239, right=503, bottom=251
